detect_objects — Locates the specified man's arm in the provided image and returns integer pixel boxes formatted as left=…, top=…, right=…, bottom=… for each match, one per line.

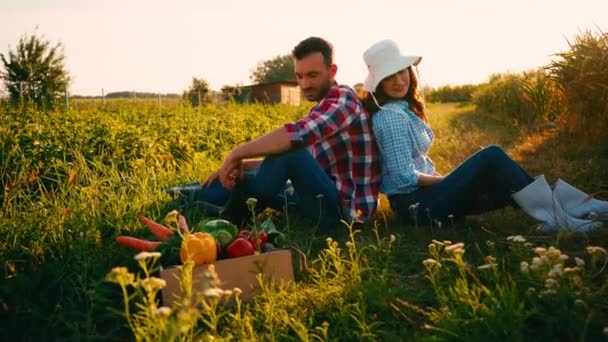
left=217, top=127, right=292, bottom=188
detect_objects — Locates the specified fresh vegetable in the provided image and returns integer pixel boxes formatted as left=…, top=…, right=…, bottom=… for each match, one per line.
left=238, top=229, right=251, bottom=239
left=209, top=229, right=234, bottom=248
left=260, top=218, right=286, bottom=247
left=180, top=232, right=217, bottom=266
left=178, top=215, right=190, bottom=234
left=248, top=231, right=268, bottom=250
left=261, top=242, right=276, bottom=253
left=199, top=219, right=238, bottom=237
left=115, top=236, right=162, bottom=252
left=138, top=215, right=174, bottom=241
left=226, top=237, right=255, bottom=258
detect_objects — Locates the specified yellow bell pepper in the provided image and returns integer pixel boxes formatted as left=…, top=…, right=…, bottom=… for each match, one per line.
left=180, top=232, right=217, bottom=266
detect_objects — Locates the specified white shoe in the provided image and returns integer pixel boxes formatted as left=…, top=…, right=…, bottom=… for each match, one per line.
left=553, top=178, right=608, bottom=221
left=512, top=175, right=603, bottom=232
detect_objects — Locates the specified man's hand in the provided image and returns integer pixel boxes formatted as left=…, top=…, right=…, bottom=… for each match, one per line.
left=203, top=170, right=220, bottom=187
left=204, top=127, right=291, bottom=189
left=218, top=150, right=243, bottom=189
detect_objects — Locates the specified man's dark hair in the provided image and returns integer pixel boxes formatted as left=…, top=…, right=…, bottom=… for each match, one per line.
left=292, top=37, right=333, bottom=67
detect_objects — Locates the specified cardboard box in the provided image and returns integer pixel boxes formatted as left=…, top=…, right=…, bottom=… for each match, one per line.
left=160, top=249, right=294, bottom=305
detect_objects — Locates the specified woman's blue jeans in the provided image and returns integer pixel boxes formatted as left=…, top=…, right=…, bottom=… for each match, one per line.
left=389, top=145, right=534, bottom=225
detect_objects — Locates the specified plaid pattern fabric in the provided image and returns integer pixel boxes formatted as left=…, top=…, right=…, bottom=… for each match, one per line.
left=372, top=100, right=435, bottom=195
left=284, top=84, right=380, bottom=222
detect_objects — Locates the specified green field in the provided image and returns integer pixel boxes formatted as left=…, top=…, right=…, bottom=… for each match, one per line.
left=1, top=100, right=607, bottom=341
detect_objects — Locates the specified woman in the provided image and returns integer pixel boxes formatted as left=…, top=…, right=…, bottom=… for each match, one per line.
left=360, top=39, right=606, bottom=232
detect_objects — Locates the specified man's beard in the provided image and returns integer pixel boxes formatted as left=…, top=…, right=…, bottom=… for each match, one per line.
left=308, top=78, right=332, bottom=102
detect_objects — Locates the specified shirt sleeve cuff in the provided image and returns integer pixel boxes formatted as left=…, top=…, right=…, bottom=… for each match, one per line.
left=411, top=169, right=421, bottom=186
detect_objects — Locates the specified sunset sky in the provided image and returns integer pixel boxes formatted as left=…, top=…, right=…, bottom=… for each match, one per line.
left=1, top=0, right=606, bottom=96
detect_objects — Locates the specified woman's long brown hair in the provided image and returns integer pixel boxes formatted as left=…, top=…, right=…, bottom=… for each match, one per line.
left=361, top=67, right=427, bottom=122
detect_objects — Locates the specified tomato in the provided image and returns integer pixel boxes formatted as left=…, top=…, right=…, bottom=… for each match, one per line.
left=238, top=229, right=251, bottom=239
left=248, top=231, right=268, bottom=249
left=226, top=237, right=255, bottom=258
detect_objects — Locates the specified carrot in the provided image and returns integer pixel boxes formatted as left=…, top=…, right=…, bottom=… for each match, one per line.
left=115, top=236, right=162, bottom=252
left=138, top=215, right=174, bottom=241
left=178, top=215, right=190, bottom=234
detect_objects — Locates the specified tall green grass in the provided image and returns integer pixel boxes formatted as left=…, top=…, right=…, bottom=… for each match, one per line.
left=1, top=97, right=607, bottom=340
left=473, top=28, right=608, bottom=133
left=549, top=28, right=608, bottom=133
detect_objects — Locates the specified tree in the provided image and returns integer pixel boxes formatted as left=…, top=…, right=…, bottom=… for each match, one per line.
left=183, top=77, right=210, bottom=106
left=0, top=32, right=69, bottom=108
left=250, top=54, right=295, bottom=84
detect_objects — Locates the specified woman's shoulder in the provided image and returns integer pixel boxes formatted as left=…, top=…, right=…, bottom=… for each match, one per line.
left=374, top=101, right=410, bottom=122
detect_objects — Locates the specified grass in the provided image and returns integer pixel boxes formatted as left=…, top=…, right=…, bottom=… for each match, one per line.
left=1, top=101, right=607, bottom=341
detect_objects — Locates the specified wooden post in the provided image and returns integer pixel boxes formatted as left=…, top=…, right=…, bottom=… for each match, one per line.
left=65, top=87, right=69, bottom=108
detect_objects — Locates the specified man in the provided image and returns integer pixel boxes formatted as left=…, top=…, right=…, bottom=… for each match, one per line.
left=206, top=36, right=380, bottom=229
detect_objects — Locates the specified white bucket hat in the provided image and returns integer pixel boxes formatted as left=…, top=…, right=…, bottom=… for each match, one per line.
left=363, top=39, right=421, bottom=92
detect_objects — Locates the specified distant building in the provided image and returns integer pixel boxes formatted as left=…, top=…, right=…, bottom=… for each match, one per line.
left=239, top=81, right=301, bottom=106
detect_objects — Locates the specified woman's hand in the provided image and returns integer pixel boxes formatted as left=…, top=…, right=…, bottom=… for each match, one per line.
left=418, top=173, right=445, bottom=187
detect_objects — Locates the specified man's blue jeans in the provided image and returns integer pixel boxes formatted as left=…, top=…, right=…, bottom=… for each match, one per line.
left=389, top=145, right=534, bottom=225
left=243, top=148, right=341, bottom=228
left=168, top=149, right=341, bottom=228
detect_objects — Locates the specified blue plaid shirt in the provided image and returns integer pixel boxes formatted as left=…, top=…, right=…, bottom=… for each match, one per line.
left=372, top=101, right=435, bottom=195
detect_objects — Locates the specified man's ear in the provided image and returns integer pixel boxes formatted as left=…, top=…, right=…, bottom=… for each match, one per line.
left=329, top=64, right=338, bottom=80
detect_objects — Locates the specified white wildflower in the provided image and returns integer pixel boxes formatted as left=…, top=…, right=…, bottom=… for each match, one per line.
left=545, top=278, right=558, bottom=288
left=422, top=259, right=441, bottom=269
left=203, top=288, right=224, bottom=298
left=140, top=277, right=166, bottom=292
left=134, top=251, right=162, bottom=261
left=575, top=257, right=585, bottom=267
left=445, top=242, right=465, bottom=254
left=534, top=247, right=547, bottom=255
left=520, top=261, right=530, bottom=274
left=389, top=234, right=396, bottom=243
left=547, top=246, right=561, bottom=259
left=507, top=235, right=526, bottom=243
left=586, top=246, right=607, bottom=256
left=541, top=289, right=557, bottom=296
left=532, top=257, right=543, bottom=266
left=547, top=264, right=563, bottom=278
left=155, top=306, right=172, bottom=316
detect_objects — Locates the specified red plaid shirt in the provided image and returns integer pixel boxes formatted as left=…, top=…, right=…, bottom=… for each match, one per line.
left=284, top=84, right=380, bottom=222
